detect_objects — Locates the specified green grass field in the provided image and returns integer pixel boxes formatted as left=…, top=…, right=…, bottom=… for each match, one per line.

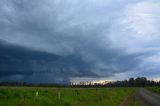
left=0, top=87, right=138, bottom=106
left=146, top=87, right=160, bottom=93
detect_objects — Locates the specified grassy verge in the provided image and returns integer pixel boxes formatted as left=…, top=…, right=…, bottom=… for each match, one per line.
left=119, top=90, right=141, bottom=106
left=145, top=87, right=160, bottom=93
left=0, top=87, right=137, bottom=106
left=128, top=91, right=141, bottom=106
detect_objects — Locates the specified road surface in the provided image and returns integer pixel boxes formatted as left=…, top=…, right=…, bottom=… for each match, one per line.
left=139, top=88, right=160, bottom=106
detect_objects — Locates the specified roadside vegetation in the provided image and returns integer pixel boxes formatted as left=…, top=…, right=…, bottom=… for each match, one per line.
left=0, top=87, right=137, bottom=106
left=145, top=87, right=160, bottom=93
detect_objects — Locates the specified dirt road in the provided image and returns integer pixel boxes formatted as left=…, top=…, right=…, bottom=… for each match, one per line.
left=139, top=88, right=160, bottom=106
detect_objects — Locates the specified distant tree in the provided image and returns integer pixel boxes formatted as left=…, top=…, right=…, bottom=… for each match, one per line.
left=129, top=78, right=135, bottom=87
left=135, top=77, right=147, bottom=87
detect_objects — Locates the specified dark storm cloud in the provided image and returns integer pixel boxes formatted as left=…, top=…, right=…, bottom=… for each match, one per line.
left=0, top=40, right=142, bottom=83
left=0, top=0, right=159, bottom=83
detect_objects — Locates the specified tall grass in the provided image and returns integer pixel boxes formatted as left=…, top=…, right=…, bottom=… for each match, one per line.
left=145, top=87, right=160, bottom=93
left=0, top=87, right=137, bottom=106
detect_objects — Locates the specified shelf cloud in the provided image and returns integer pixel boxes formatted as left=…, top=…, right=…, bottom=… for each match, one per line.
left=0, top=0, right=160, bottom=83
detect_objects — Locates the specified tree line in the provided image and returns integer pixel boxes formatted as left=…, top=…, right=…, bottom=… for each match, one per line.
left=106, top=77, right=160, bottom=87
left=0, top=77, right=159, bottom=87
left=70, top=77, right=160, bottom=88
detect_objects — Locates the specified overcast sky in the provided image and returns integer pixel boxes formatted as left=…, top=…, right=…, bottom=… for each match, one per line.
left=0, top=0, right=160, bottom=83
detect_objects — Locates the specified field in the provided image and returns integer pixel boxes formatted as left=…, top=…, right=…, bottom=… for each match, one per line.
left=145, top=87, right=160, bottom=93
left=0, top=87, right=138, bottom=106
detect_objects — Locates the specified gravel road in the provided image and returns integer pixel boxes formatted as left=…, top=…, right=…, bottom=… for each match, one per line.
left=139, top=88, right=160, bottom=106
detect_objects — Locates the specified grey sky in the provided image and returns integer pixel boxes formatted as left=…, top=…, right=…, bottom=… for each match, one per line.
left=0, top=0, right=160, bottom=83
